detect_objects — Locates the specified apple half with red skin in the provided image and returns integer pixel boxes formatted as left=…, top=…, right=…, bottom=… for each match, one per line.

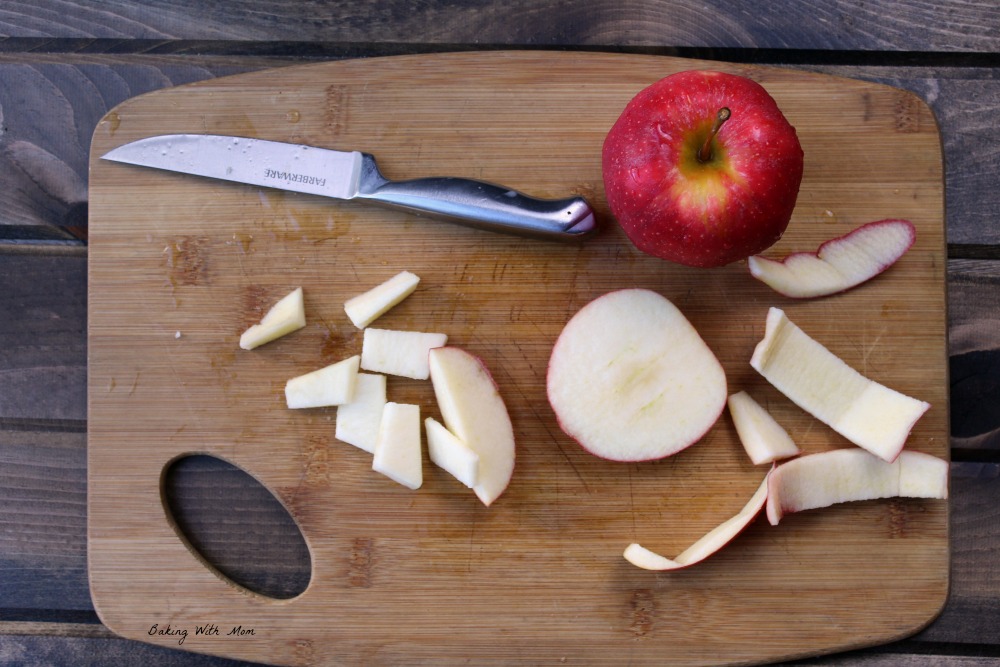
left=603, top=70, right=804, bottom=268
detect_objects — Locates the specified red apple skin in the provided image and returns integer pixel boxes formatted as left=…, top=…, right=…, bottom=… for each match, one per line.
left=602, top=70, right=804, bottom=268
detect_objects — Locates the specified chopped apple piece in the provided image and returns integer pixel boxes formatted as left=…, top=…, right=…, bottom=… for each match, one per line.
left=766, top=448, right=948, bottom=525
left=748, top=219, right=916, bottom=299
left=751, top=307, right=929, bottom=462
left=335, top=373, right=387, bottom=453
left=372, top=402, right=423, bottom=490
left=728, top=391, right=801, bottom=465
left=344, top=271, right=420, bottom=329
left=546, top=289, right=727, bottom=462
left=429, top=347, right=515, bottom=506
left=425, top=417, right=479, bottom=488
left=285, top=355, right=360, bottom=409
left=624, top=471, right=770, bottom=571
left=361, top=328, right=448, bottom=380
left=239, top=287, right=306, bottom=350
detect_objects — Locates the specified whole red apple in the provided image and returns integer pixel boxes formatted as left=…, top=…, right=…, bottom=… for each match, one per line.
left=602, top=70, right=804, bottom=268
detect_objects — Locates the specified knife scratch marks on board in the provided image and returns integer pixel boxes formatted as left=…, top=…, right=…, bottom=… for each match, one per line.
left=349, top=537, right=375, bottom=588
left=628, top=588, right=656, bottom=638
left=325, top=85, right=349, bottom=138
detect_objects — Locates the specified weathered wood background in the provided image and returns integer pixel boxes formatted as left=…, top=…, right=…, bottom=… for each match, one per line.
left=1, top=2, right=998, bottom=665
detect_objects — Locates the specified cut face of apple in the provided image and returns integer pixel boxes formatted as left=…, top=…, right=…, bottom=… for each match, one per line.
left=624, top=471, right=770, bottom=571
left=361, top=328, right=448, bottom=380
left=372, top=402, right=423, bottom=490
left=335, top=373, right=387, bottom=453
left=727, top=391, right=801, bottom=465
left=766, top=448, right=948, bottom=525
left=748, top=219, right=916, bottom=298
left=429, top=346, right=515, bottom=506
left=344, top=271, right=420, bottom=329
left=285, top=355, right=360, bottom=409
left=751, top=307, right=930, bottom=462
left=425, top=417, right=479, bottom=489
left=239, top=287, right=306, bottom=350
left=546, top=289, right=727, bottom=462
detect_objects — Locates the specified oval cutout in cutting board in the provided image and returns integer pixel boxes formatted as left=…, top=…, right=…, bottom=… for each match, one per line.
left=87, top=51, right=948, bottom=666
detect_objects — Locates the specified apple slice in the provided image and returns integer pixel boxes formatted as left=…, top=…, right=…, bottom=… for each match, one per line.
left=766, top=448, right=948, bottom=525
left=748, top=219, right=916, bottom=298
left=285, top=355, right=360, bottom=409
left=239, top=286, right=306, bottom=350
left=624, top=471, right=770, bottom=571
left=546, top=289, right=727, bottom=462
left=335, top=373, right=387, bottom=453
left=344, top=271, right=420, bottom=329
left=425, top=417, right=479, bottom=489
left=360, top=328, right=448, bottom=380
left=727, top=391, right=801, bottom=465
left=751, top=307, right=929, bottom=462
left=429, top=347, right=515, bottom=506
left=372, top=402, right=423, bottom=490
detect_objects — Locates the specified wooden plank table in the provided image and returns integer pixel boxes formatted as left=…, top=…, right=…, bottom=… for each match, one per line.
left=2, top=2, right=999, bottom=665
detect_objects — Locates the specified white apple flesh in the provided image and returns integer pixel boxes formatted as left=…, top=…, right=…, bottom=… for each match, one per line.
left=429, top=347, right=515, bottom=506
left=748, top=219, right=916, bottom=298
left=751, top=307, right=930, bottom=462
left=285, top=355, right=360, bottom=409
left=624, top=471, right=770, bottom=571
left=728, top=391, right=801, bottom=465
left=360, top=328, right=448, bottom=380
left=344, top=271, right=420, bottom=329
left=766, top=448, right=948, bottom=525
left=239, top=286, right=306, bottom=350
left=425, top=417, right=479, bottom=489
left=546, top=289, right=727, bottom=462
left=372, top=402, right=423, bottom=490
left=335, top=372, right=387, bottom=453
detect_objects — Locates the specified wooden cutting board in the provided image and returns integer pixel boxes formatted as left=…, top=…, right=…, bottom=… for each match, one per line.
left=87, top=51, right=948, bottom=666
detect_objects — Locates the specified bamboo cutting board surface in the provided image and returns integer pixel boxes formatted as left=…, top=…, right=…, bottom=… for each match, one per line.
left=87, top=52, right=948, bottom=666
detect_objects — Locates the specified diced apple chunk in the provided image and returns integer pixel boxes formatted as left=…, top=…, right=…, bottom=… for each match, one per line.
left=372, top=402, right=423, bottom=490
left=344, top=271, right=420, bottom=329
left=766, top=448, right=948, bottom=525
left=728, top=391, right=801, bottom=465
left=751, top=307, right=929, bottom=462
left=239, top=287, right=306, bottom=350
left=429, top=347, right=515, bottom=506
left=335, top=373, right=387, bottom=453
left=624, top=471, right=770, bottom=571
left=425, top=417, right=479, bottom=488
left=285, top=355, right=360, bottom=409
left=360, top=328, right=448, bottom=380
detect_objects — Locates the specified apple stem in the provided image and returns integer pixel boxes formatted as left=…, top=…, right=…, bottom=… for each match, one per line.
left=697, top=107, right=731, bottom=163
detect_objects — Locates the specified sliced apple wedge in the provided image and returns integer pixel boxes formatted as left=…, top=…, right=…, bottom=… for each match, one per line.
left=361, top=328, right=448, bottom=380
left=344, top=271, right=420, bottom=329
left=335, top=373, right=387, bottom=453
left=372, top=402, right=423, bottom=490
left=239, top=286, right=306, bottom=350
left=748, top=219, right=916, bottom=299
left=751, top=307, right=929, bottom=462
left=624, top=471, right=770, bottom=571
left=429, top=347, right=515, bottom=506
left=727, top=391, right=801, bottom=465
left=285, top=355, right=360, bottom=409
left=425, top=417, right=479, bottom=489
left=547, top=289, right=727, bottom=462
left=766, top=448, right=948, bottom=525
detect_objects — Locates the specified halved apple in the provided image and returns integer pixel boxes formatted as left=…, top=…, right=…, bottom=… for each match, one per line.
left=624, top=471, right=770, bottom=571
left=727, top=391, right=801, bottom=465
left=239, top=286, right=306, bottom=350
left=547, top=289, right=727, bottom=462
left=429, top=347, right=515, bottom=506
left=748, top=219, right=916, bottom=299
left=344, top=271, right=420, bottom=329
left=361, top=328, right=448, bottom=380
left=425, top=417, right=479, bottom=489
left=335, top=372, right=387, bottom=453
left=766, top=448, right=948, bottom=525
left=372, top=402, right=423, bottom=490
left=751, top=307, right=930, bottom=462
left=284, top=355, right=360, bottom=409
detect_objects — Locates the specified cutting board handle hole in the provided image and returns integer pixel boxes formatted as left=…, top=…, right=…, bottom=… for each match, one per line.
left=161, top=453, right=313, bottom=600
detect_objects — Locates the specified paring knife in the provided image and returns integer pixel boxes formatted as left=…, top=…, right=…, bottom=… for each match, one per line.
left=101, top=134, right=597, bottom=241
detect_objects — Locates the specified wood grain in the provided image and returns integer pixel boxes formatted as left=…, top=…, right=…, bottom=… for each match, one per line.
left=86, top=51, right=948, bottom=666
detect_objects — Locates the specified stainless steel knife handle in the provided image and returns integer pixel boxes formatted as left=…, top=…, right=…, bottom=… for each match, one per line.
left=354, top=153, right=597, bottom=241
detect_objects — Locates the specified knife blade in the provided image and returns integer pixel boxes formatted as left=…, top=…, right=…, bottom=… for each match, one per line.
left=101, top=134, right=597, bottom=241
